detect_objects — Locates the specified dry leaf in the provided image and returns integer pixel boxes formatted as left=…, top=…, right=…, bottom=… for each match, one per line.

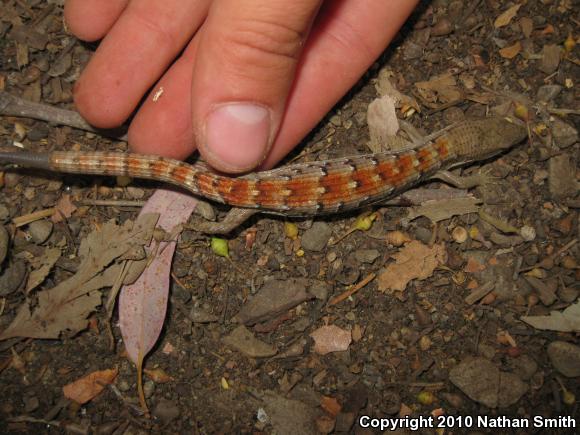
left=144, top=367, right=174, bottom=383
left=449, top=357, right=528, bottom=408
left=521, top=300, right=580, bottom=332
left=320, top=396, right=341, bottom=416
left=25, top=247, right=61, bottom=294
left=496, top=330, right=517, bottom=347
left=374, top=68, right=420, bottom=112
left=415, top=73, right=461, bottom=105
left=499, top=41, right=522, bottom=59
left=162, top=342, right=175, bottom=354
left=310, top=325, right=351, bottom=355
left=0, top=216, right=158, bottom=340
left=222, top=325, right=277, bottom=358
left=367, top=95, right=400, bottom=152
left=63, top=368, right=118, bottom=404
left=464, top=256, right=486, bottom=273
left=51, top=194, right=77, bottom=223
left=494, top=4, right=521, bottom=28
left=519, top=17, right=534, bottom=38
left=119, top=190, right=198, bottom=365
left=378, top=241, right=447, bottom=292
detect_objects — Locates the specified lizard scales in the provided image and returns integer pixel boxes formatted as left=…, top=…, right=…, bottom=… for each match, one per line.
left=0, top=117, right=526, bottom=216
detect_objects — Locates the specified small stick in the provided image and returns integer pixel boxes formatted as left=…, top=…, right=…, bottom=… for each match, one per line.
left=12, top=208, right=55, bottom=227
left=0, top=91, right=127, bottom=140
left=328, top=272, right=376, bottom=306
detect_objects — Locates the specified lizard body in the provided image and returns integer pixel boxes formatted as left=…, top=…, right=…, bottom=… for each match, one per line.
left=0, top=117, right=526, bottom=219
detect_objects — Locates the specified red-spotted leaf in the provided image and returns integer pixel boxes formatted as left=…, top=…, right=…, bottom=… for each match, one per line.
left=119, top=189, right=198, bottom=365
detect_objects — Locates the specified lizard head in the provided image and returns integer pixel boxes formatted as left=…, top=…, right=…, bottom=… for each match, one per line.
left=452, top=117, right=528, bottom=165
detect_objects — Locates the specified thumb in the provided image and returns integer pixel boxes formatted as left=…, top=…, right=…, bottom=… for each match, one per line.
left=191, top=0, right=321, bottom=173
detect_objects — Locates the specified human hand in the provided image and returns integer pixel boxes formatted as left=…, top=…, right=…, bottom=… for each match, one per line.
left=65, top=0, right=418, bottom=173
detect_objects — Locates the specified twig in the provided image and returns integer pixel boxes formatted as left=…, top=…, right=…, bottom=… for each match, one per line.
left=78, top=199, right=146, bottom=207
left=547, top=107, right=580, bottom=116
left=518, top=238, right=578, bottom=273
left=12, top=208, right=55, bottom=227
left=0, top=91, right=127, bottom=140
left=328, top=273, right=376, bottom=306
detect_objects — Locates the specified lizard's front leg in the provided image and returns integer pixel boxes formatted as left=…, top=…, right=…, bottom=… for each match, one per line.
left=187, top=207, right=260, bottom=234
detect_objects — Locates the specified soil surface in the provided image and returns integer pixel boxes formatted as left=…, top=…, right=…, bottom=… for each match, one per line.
left=0, top=1, right=578, bottom=434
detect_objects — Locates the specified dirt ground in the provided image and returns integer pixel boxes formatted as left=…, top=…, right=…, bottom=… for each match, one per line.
left=0, top=1, right=579, bottom=434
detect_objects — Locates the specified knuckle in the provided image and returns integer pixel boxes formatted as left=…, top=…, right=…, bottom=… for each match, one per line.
left=219, top=17, right=305, bottom=69
left=131, top=10, right=178, bottom=46
left=323, top=20, right=374, bottom=59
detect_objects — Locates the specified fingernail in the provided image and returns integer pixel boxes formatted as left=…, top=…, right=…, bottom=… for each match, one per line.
left=203, top=103, right=271, bottom=172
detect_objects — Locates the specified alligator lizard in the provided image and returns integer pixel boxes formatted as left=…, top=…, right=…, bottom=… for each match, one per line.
left=0, top=117, right=527, bottom=232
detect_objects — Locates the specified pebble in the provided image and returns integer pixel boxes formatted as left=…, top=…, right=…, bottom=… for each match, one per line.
left=519, top=225, right=536, bottom=242
left=27, top=123, right=49, bottom=141
left=354, top=249, right=380, bottom=264
left=477, top=343, right=496, bottom=360
left=143, top=380, right=155, bottom=398
left=292, top=317, right=311, bottom=332
left=558, top=286, right=579, bottom=303
left=335, top=412, right=356, bottom=432
left=222, top=325, right=277, bottom=358
left=23, top=187, right=36, bottom=201
left=539, top=44, right=561, bottom=74
left=549, top=155, right=578, bottom=198
left=28, top=220, right=53, bottom=244
left=0, top=204, right=10, bottom=222
left=301, top=222, right=332, bottom=252
left=309, top=280, right=329, bottom=301
left=189, top=306, right=218, bottom=323
left=23, top=396, right=39, bottom=413
left=3, top=172, right=21, bottom=188
left=509, top=355, right=538, bottom=381
left=547, top=341, right=580, bottom=377
left=449, top=357, right=528, bottom=408
left=382, top=390, right=401, bottom=415
left=153, top=399, right=180, bottom=423
left=117, top=380, right=131, bottom=392
left=431, top=18, right=453, bottom=36
left=551, top=118, right=578, bottom=149
left=414, top=227, right=432, bottom=244
left=329, top=115, right=342, bottom=127
left=536, top=84, right=562, bottom=102
left=0, top=225, right=9, bottom=264
left=0, top=261, right=26, bottom=297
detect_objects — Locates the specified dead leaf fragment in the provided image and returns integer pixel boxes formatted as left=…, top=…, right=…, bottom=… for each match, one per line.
left=449, top=357, right=527, bottom=408
left=310, top=325, right=352, bottom=355
left=51, top=194, right=77, bottom=223
left=63, top=368, right=118, bottom=404
left=0, top=216, right=158, bottom=340
left=378, top=241, right=447, bottom=292
left=261, top=391, right=319, bottom=435
left=367, top=95, right=400, bottom=152
left=494, top=4, right=521, bottom=28
left=519, top=17, right=533, bottom=38
left=320, top=396, right=341, bottom=417
left=415, top=73, right=461, bottom=105
left=539, top=44, right=562, bottom=74
left=233, top=278, right=313, bottom=325
left=144, top=367, right=174, bottom=383
left=25, top=247, right=61, bottom=294
left=464, top=256, right=486, bottom=273
left=222, top=325, right=277, bottom=358
left=119, top=191, right=197, bottom=366
left=374, top=68, right=420, bottom=113
left=499, top=41, right=522, bottom=59
left=521, top=300, right=580, bottom=332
